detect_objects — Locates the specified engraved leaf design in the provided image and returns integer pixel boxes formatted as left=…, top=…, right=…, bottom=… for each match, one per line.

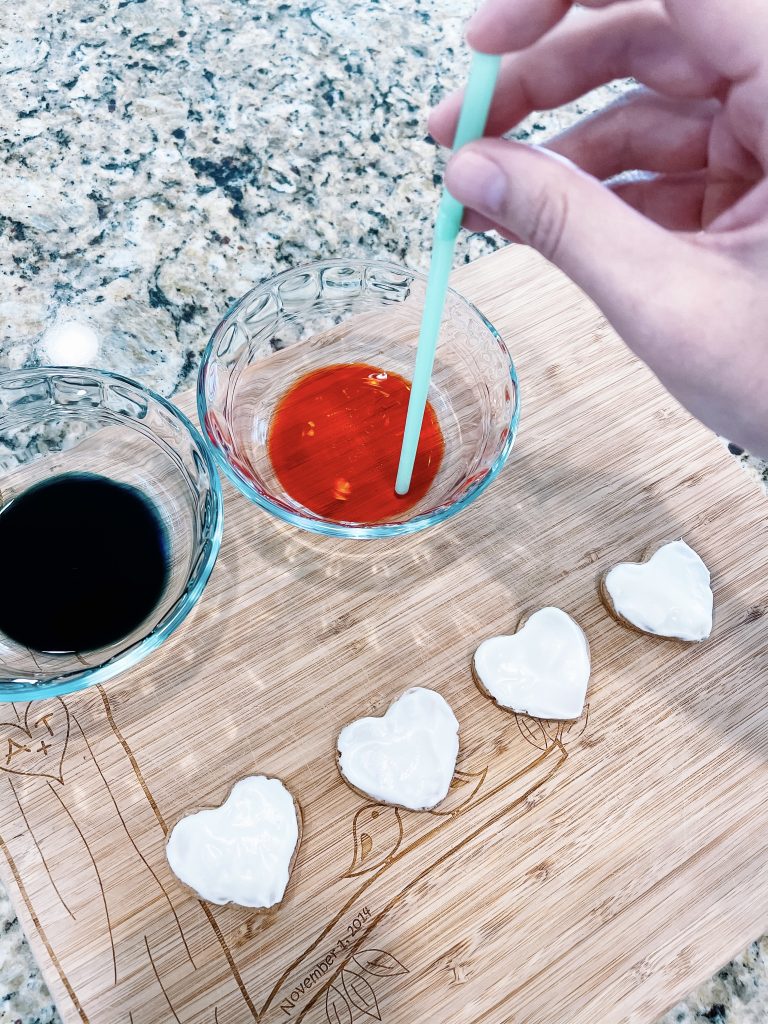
left=346, top=805, right=403, bottom=877
left=514, top=714, right=551, bottom=751
left=342, top=968, right=381, bottom=1020
left=429, top=767, right=487, bottom=815
left=353, top=949, right=409, bottom=977
left=561, top=703, right=590, bottom=744
left=540, top=720, right=564, bottom=745
left=326, top=984, right=353, bottom=1024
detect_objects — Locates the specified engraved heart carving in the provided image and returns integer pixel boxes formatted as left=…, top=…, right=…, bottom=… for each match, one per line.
left=0, top=698, right=70, bottom=784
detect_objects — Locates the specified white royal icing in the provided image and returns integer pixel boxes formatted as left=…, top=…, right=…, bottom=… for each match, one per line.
left=166, top=776, right=299, bottom=908
left=605, top=539, right=713, bottom=641
left=473, top=607, right=590, bottom=720
left=337, top=687, right=459, bottom=811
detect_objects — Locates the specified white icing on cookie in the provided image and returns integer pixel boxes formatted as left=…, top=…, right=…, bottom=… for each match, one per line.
left=166, top=776, right=299, bottom=908
left=337, top=687, right=459, bottom=811
left=604, top=539, right=713, bottom=641
left=473, top=607, right=590, bottom=720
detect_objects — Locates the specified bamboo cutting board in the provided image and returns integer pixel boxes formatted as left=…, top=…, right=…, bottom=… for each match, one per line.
left=1, top=244, right=767, bottom=1024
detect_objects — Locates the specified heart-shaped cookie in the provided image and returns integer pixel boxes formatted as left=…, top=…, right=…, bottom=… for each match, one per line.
left=0, top=698, right=69, bottom=784
left=473, top=607, right=590, bottom=720
left=166, top=776, right=301, bottom=909
left=337, top=687, right=459, bottom=811
left=602, top=539, right=713, bottom=641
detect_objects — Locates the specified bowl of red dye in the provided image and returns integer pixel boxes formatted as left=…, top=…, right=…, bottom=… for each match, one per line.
left=0, top=368, right=223, bottom=700
left=198, top=259, right=520, bottom=539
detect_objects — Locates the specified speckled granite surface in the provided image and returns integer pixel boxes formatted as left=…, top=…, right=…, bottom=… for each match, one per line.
left=0, top=1, right=766, bottom=1022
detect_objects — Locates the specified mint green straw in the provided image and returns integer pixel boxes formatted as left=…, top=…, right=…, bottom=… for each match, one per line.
left=395, top=50, right=501, bottom=496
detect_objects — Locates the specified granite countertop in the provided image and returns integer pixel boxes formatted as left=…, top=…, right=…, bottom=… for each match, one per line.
left=0, top=1, right=766, bottom=1022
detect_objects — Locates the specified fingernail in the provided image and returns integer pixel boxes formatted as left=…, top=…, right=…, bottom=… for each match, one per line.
left=447, top=150, right=507, bottom=215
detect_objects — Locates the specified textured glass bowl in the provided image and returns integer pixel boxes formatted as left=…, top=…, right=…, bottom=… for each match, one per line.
left=198, top=259, right=520, bottom=539
left=0, top=368, right=223, bottom=700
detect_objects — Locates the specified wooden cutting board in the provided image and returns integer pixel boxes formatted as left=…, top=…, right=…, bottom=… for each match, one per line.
left=2, top=244, right=767, bottom=1024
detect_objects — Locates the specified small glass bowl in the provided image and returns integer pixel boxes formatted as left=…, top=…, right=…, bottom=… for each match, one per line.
left=198, top=259, right=520, bottom=539
left=0, top=368, right=223, bottom=700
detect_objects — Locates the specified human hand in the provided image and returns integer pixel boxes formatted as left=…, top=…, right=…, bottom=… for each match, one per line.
left=429, top=0, right=768, bottom=458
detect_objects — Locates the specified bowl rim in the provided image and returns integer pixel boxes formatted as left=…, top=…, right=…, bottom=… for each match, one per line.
left=197, top=257, right=521, bottom=539
left=0, top=365, right=224, bottom=701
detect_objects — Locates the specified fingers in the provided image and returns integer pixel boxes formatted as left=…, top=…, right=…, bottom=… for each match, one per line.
left=663, top=0, right=768, bottom=163
left=444, top=137, right=686, bottom=324
left=545, top=89, right=717, bottom=179
left=429, top=3, right=722, bottom=148
left=664, top=0, right=768, bottom=79
left=463, top=169, right=707, bottom=234
left=726, top=80, right=768, bottom=167
left=608, top=171, right=707, bottom=230
left=444, top=137, right=765, bottom=458
left=612, top=170, right=756, bottom=233
left=466, top=0, right=631, bottom=54
left=462, top=208, right=523, bottom=242
left=465, top=0, right=768, bottom=69
left=702, top=177, right=766, bottom=229
left=706, top=178, right=768, bottom=234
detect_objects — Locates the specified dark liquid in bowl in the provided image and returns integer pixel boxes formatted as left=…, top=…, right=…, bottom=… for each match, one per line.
left=267, top=363, right=444, bottom=524
left=0, top=474, right=169, bottom=654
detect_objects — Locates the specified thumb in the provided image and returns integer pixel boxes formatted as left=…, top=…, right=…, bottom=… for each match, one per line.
left=445, top=138, right=687, bottom=336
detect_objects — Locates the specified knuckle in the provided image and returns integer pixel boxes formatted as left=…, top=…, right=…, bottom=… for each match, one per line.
left=527, top=187, right=570, bottom=262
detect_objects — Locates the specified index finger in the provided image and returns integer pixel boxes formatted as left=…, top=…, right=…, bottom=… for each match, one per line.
left=467, top=0, right=644, bottom=53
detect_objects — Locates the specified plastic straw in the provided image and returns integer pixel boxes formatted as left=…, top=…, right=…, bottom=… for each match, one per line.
left=395, top=50, right=501, bottom=496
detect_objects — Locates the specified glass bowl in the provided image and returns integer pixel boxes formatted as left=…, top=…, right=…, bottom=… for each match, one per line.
left=198, top=258, right=520, bottom=539
left=0, top=368, right=223, bottom=700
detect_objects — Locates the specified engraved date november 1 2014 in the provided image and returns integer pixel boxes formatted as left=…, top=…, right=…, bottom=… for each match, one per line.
left=334, top=906, right=371, bottom=952
left=278, top=907, right=374, bottom=1016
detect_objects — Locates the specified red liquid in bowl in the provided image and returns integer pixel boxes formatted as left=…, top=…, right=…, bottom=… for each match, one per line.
left=267, top=363, right=444, bottom=524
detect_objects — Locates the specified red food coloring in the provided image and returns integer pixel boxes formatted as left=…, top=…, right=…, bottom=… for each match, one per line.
left=267, top=363, right=444, bottom=523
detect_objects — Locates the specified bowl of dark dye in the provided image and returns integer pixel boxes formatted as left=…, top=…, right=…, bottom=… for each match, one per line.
left=198, top=258, right=520, bottom=539
left=0, top=368, right=223, bottom=700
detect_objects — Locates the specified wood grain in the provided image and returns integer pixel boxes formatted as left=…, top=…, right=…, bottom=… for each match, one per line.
left=1, top=243, right=766, bottom=1024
